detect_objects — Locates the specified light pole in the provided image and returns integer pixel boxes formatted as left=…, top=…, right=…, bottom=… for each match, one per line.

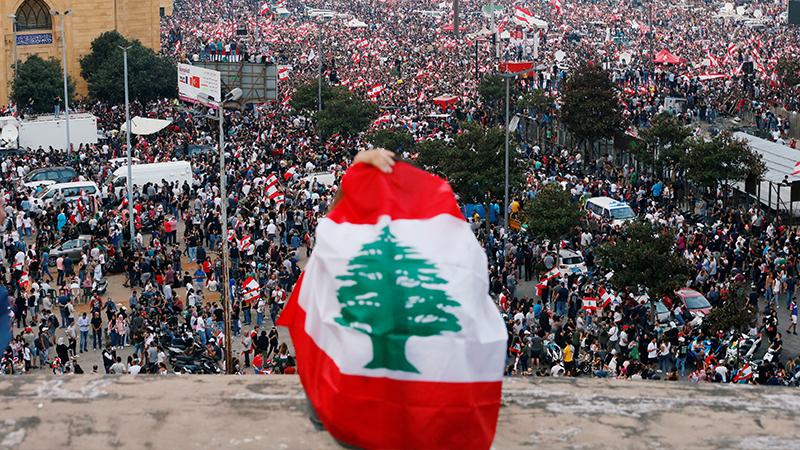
left=9, top=15, right=17, bottom=82
left=51, top=9, right=72, bottom=155
left=217, top=87, right=242, bottom=374
left=119, top=45, right=135, bottom=249
left=317, top=22, right=323, bottom=112
left=500, top=68, right=535, bottom=246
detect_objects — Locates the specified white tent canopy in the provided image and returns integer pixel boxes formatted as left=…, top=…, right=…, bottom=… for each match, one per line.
left=344, top=18, right=368, bottom=28
left=121, top=117, right=172, bottom=136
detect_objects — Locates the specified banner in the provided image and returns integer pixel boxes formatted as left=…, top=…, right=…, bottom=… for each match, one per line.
left=178, top=63, right=222, bottom=107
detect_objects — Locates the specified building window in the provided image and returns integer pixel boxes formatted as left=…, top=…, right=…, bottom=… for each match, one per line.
left=160, top=7, right=165, bottom=17
left=16, top=0, right=52, bottom=32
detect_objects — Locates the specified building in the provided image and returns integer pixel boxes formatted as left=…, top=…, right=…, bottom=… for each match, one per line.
left=1, top=0, right=169, bottom=105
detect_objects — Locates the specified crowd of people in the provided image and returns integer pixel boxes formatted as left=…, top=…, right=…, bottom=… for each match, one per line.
left=0, top=0, right=799, bottom=386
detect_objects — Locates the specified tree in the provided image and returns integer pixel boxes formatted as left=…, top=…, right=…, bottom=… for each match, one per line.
left=335, top=226, right=461, bottom=373
left=595, top=221, right=691, bottom=300
left=776, top=57, right=800, bottom=89
left=705, top=289, right=757, bottom=334
left=290, top=78, right=333, bottom=112
left=518, top=89, right=552, bottom=115
left=11, top=55, right=75, bottom=114
left=638, top=112, right=692, bottom=171
left=367, top=128, right=414, bottom=152
left=560, top=63, right=623, bottom=146
left=315, top=88, right=376, bottom=138
left=416, top=124, right=523, bottom=202
left=477, top=75, right=518, bottom=123
left=81, top=31, right=177, bottom=103
left=683, top=133, right=766, bottom=192
left=523, top=183, right=582, bottom=241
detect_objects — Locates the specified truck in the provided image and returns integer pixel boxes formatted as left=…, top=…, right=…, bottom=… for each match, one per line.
left=105, top=161, right=194, bottom=197
left=18, top=113, right=99, bottom=151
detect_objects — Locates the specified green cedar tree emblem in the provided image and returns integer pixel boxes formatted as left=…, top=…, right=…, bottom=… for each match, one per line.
left=334, top=226, right=462, bottom=373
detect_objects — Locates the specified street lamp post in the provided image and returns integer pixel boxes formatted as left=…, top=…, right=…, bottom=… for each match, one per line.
left=119, top=45, right=135, bottom=249
left=500, top=68, right=536, bottom=247
left=216, top=88, right=242, bottom=374
left=51, top=9, right=72, bottom=155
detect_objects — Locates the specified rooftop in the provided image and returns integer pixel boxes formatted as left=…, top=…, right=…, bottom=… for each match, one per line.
left=1, top=375, right=798, bottom=449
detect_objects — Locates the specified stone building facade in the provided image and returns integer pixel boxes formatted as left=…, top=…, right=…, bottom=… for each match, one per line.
left=0, top=0, right=170, bottom=105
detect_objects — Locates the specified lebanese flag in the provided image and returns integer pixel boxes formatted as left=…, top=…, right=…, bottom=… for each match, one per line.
left=733, top=363, right=753, bottom=383
left=540, top=266, right=560, bottom=283
left=581, top=297, right=597, bottom=311
left=19, top=272, right=30, bottom=291
left=513, top=6, right=536, bottom=27
left=241, top=276, right=260, bottom=305
left=283, top=165, right=297, bottom=181
left=792, top=161, right=800, bottom=177
left=367, top=84, right=385, bottom=98
left=598, top=287, right=614, bottom=308
left=549, top=0, right=562, bottom=15
left=239, top=234, right=255, bottom=254
left=278, top=162, right=506, bottom=449
left=278, top=65, right=290, bottom=81
left=259, top=2, right=269, bottom=15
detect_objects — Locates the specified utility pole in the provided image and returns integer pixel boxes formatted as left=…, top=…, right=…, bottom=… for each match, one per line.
left=475, top=39, right=479, bottom=80
left=219, top=102, right=233, bottom=374
left=491, top=0, right=499, bottom=58
left=317, top=24, right=323, bottom=112
left=120, top=45, right=135, bottom=249
left=52, top=10, right=72, bottom=155
left=453, top=0, right=460, bottom=37
left=504, top=76, right=510, bottom=246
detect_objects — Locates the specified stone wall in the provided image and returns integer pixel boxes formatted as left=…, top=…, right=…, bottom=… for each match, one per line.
left=1, top=375, right=799, bottom=449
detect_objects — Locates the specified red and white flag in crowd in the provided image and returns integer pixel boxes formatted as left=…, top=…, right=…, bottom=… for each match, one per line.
left=368, top=84, right=385, bottom=98
left=278, top=66, right=290, bottom=81
left=265, top=173, right=279, bottom=188
left=281, top=95, right=292, bottom=107
left=19, top=272, right=30, bottom=291
left=278, top=162, right=506, bottom=450
left=722, top=43, right=737, bottom=64
left=513, top=6, right=536, bottom=27
left=540, top=267, right=560, bottom=283
left=582, top=297, right=598, bottom=312
left=706, top=50, right=720, bottom=68
left=733, top=363, right=753, bottom=382
left=283, top=165, right=297, bottom=181
left=791, top=161, right=800, bottom=177
left=239, top=234, right=255, bottom=254
left=598, top=286, right=615, bottom=308
left=241, top=276, right=260, bottom=305
left=259, top=2, right=270, bottom=15
left=373, top=114, right=392, bottom=126
left=550, top=0, right=563, bottom=14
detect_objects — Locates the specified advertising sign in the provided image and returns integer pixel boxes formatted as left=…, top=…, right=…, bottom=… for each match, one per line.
left=178, top=63, right=221, bottom=107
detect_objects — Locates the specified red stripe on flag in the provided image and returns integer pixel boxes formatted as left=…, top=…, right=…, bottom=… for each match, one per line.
left=327, top=162, right=464, bottom=224
left=278, top=274, right=501, bottom=450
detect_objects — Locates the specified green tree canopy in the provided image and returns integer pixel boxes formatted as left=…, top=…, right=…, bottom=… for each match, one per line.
left=523, top=183, right=582, bottom=241
left=290, top=78, right=333, bottom=112
left=596, top=221, right=691, bottom=300
left=315, top=87, right=377, bottom=138
left=638, top=112, right=692, bottom=170
left=81, top=31, right=177, bottom=104
left=416, top=124, right=523, bottom=202
left=11, top=55, right=75, bottom=114
left=367, top=127, right=415, bottom=152
left=705, top=287, right=757, bottom=334
left=683, top=133, right=766, bottom=191
left=776, top=57, right=800, bottom=89
left=518, top=89, right=552, bottom=116
left=561, top=63, right=623, bottom=144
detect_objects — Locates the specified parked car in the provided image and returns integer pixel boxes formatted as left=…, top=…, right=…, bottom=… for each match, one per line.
left=23, top=166, right=78, bottom=189
left=654, top=300, right=672, bottom=324
left=48, top=235, right=95, bottom=264
left=557, top=249, right=588, bottom=277
left=675, top=288, right=713, bottom=316
left=30, top=181, right=100, bottom=209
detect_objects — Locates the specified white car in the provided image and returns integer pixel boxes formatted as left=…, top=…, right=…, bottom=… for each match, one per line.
left=557, top=249, right=587, bottom=277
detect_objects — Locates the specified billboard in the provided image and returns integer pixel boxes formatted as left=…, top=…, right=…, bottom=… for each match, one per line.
left=178, top=63, right=222, bottom=107
left=194, top=62, right=277, bottom=105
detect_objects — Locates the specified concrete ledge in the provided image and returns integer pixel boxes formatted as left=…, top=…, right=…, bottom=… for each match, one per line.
left=1, top=376, right=799, bottom=449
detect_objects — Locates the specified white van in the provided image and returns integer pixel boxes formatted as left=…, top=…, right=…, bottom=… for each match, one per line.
left=105, top=161, right=193, bottom=197
left=585, top=197, right=636, bottom=227
left=31, top=181, right=99, bottom=209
